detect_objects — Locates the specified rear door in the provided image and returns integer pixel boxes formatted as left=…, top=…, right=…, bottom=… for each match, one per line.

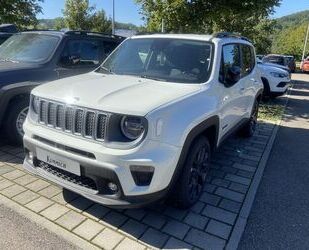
left=219, top=43, right=247, bottom=135
left=240, top=44, right=257, bottom=117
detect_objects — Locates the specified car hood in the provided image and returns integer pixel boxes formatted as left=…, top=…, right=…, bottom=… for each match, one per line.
left=0, top=61, right=42, bottom=85
left=258, top=63, right=289, bottom=74
left=262, top=62, right=290, bottom=72
left=32, top=72, right=201, bottom=116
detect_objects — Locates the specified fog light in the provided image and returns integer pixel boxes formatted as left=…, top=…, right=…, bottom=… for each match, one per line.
left=107, top=182, right=118, bottom=192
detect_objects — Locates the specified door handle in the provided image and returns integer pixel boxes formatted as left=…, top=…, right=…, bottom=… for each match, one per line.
left=250, top=78, right=258, bottom=83
left=239, top=87, right=245, bottom=93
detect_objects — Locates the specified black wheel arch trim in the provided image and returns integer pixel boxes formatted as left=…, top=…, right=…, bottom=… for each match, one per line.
left=0, top=82, right=41, bottom=128
left=165, top=115, right=220, bottom=197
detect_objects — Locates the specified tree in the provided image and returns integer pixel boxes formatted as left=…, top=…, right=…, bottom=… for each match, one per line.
left=0, top=0, right=43, bottom=28
left=63, top=0, right=111, bottom=33
left=135, top=0, right=280, bottom=51
left=272, top=24, right=309, bottom=60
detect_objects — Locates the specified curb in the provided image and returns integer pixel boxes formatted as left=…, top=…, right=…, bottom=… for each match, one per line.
left=0, top=194, right=100, bottom=250
left=226, top=87, right=292, bottom=250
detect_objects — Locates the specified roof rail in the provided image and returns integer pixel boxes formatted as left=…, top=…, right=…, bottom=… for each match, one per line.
left=212, top=32, right=252, bottom=42
left=64, top=30, right=125, bottom=40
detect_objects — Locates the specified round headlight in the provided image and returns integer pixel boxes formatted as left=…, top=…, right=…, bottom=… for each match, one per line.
left=121, top=116, right=145, bottom=140
left=32, top=96, right=40, bottom=114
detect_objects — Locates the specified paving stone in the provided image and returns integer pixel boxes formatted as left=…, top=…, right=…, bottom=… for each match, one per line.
left=83, top=203, right=110, bottom=221
left=242, top=159, right=259, bottom=167
left=215, top=187, right=244, bottom=202
left=52, top=190, right=79, bottom=205
left=0, top=165, right=15, bottom=175
left=237, top=169, right=254, bottom=178
left=124, top=208, right=146, bottom=221
left=115, top=238, right=146, bottom=250
left=190, top=201, right=205, bottom=214
left=229, top=182, right=248, bottom=194
left=142, top=212, right=167, bottom=229
left=206, top=220, right=232, bottom=240
left=199, top=192, right=221, bottom=206
left=0, top=184, right=26, bottom=198
left=225, top=174, right=250, bottom=186
left=140, top=228, right=169, bottom=249
left=164, top=237, right=194, bottom=250
left=26, top=179, right=50, bottom=192
left=56, top=210, right=86, bottom=230
left=185, top=228, right=225, bottom=250
left=92, top=228, right=124, bottom=250
left=2, top=169, right=26, bottom=180
left=12, top=190, right=39, bottom=205
left=203, top=183, right=217, bottom=193
left=162, top=220, right=190, bottom=239
left=163, top=206, right=188, bottom=221
left=66, top=196, right=94, bottom=212
left=73, top=219, right=104, bottom=240
left=40, top=203, right=70, bottom=221
left=219, top=199, right=242, bottom=213
left=25, top=196, right=54, bottom=213
left=14, top=174, right=38, bottom=186
left=220, top=166, right=238, bottom=175
left=101, top=211, right=128, bottom=229
left=211, top=178, right=230, bottom=188
left=120, top=219, right=148, bottom=239
left=38, top=185, right=62, bottom=198
left=202, top=205, right=237, bottom=225
left=238, top=153, right=261, bottom=162
left=184, top=212, right=209, bottom=230
left=232, top=163, right=256, bottom=172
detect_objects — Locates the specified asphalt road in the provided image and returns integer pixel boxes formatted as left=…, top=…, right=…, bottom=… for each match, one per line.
left=0, top=204, right=78, bottom=250
left=239, top=74, right=309, bottom=249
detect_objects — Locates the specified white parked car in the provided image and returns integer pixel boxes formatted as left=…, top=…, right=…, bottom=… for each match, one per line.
left=257, top=59, right=290, bottom=97
left=23, top=33, right=263, bottom=208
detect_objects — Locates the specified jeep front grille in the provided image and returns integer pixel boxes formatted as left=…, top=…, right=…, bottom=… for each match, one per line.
left=38, top=99, right=108, bottom=141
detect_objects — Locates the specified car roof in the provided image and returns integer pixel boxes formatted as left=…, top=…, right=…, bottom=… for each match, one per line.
left=20, top=30, right=124, bottom=41
left=130, top=33, right=252, bottom=45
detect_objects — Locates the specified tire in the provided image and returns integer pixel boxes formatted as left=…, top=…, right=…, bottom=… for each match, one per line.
left=4, top=99, right=29, bottom=145
left=261, top=78, right=270, bottom=98
left=240, top=99, right=259, bottom=138
left=172, top=136, right=211, bottom=208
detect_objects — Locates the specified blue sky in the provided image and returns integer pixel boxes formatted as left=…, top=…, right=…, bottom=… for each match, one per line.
left=38, top=0, right=309, bottom=25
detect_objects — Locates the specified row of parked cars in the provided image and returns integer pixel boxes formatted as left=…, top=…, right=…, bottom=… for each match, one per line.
left=0, top=27, right=291, bottom=208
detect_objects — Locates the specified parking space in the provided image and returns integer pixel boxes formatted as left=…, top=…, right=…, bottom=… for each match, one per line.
left=0, top=119, right=276, bottom=250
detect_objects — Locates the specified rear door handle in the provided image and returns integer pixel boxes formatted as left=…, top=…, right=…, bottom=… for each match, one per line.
left=250, top=78, right=258, bottom=83
left=239, top=87, right=245, bottom=93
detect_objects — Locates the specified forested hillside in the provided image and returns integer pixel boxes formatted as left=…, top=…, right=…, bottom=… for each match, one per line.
left=272, top=10, right=309, bottom=59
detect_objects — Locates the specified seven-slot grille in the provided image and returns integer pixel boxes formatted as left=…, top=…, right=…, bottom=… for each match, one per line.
left=38, top=99, right=108, bottom=141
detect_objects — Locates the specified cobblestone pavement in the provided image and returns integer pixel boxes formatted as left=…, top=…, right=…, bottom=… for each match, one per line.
left=0, top=121, right=276, bottom=250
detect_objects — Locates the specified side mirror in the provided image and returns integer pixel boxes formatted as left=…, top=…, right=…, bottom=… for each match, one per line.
left=69, top=55, right=81, bottom=65
left=60, top=54, right=81, bottom=67
left=225, top=65, right=241, bottom=86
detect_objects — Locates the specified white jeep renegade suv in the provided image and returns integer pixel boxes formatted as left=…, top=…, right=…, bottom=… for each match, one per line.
left=23, top=33, right=263, bottom=208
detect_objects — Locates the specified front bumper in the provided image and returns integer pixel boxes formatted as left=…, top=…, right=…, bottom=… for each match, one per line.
left=23, top=119, right=182, bottom=208
left=268, top=76, right=290, bottom=93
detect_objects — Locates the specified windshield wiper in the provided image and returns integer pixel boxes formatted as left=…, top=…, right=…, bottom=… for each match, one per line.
left=140, top=75, right=167, bottom=82
left=0, top=58, right=19, bottom=63
left=99, top=66, right=114, bottom=74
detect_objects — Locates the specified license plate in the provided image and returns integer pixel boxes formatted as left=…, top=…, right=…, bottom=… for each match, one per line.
left=36, top=148, right=81, bottom=176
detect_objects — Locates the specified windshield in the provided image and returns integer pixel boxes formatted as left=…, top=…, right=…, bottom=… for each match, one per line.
left=99, top=38, right=213, bottom=84
left=0, top=33, right=59, bottom=63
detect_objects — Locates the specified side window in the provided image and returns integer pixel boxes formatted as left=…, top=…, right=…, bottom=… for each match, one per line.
left=59, top=39, right=103, bottom=67
left=219, top=44, right=241, bottom=85
left=241, top=45, right=255, bottom=77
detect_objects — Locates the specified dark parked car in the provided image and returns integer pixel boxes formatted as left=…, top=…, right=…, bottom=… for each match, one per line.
left=0, top=24, right=18, bottom=44
left=0, top=30, right=124, bottom=144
